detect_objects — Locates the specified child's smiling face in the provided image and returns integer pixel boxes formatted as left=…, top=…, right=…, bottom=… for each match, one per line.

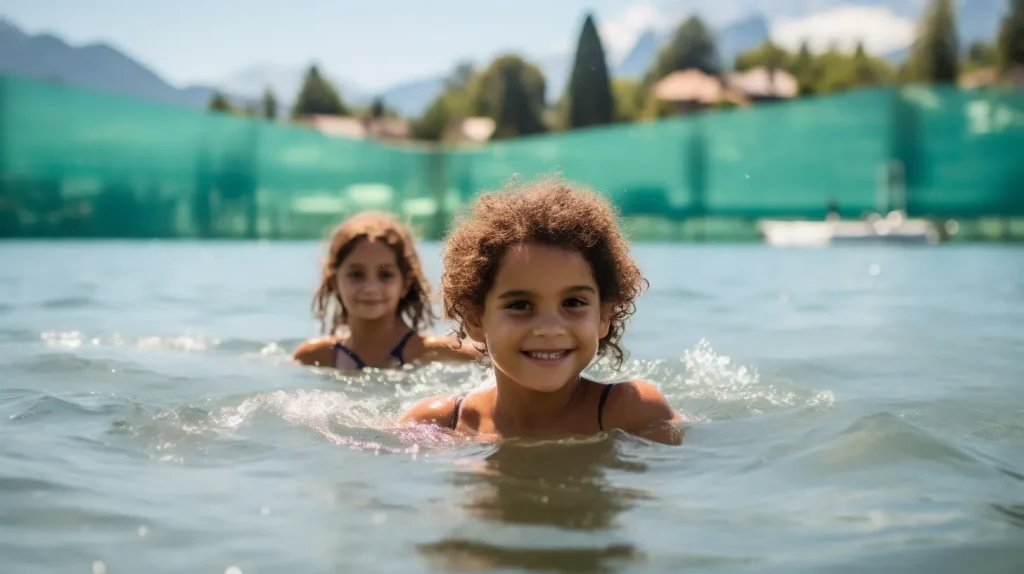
left=335, top=238, right=408, bottom=322
left=467, top=242, right=611, bottom=392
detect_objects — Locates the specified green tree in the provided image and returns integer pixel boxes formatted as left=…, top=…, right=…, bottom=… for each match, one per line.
left=611, top=79, right=642, bottom=122
left=852, top=41, right=879, bottom=85
left=291, top=64, right=348, bottom=118
left=813, top=45, right=895, bottom=93
left=413, top=64, right=475, bottom=142
left=262, top=88, right=277, bottom=119
left=734, top=41, right=793, bottom=71
left=906, top=0, right=959, bottom=83
left=793, top=40, right=818, bottom=94
left=445, top=61, right=476, bottom=92
left=567, top=13, right=614, bottom=129
left=815, top=50, right=859, bottom=93
left=413, top=94, right=459, bottom=141
left=208, top=92, right=232, bottom=113
left=998, top=0, right=1024, bottom=72
left=369, top=97, right=385, bottom=118
left=966, top=41, right=999, bottom=68
left=644, top=16, right=720, bottom=88
left=471, top=55, right=547, bottom=140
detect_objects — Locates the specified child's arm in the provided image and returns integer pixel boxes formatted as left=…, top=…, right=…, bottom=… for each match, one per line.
left=398, top=394, right=461, bottom=427
left=417, top=335, right=484, bottom=363
left=292, top=337, right=336, bottom=367
left=600, top=380, right=684, bottom=445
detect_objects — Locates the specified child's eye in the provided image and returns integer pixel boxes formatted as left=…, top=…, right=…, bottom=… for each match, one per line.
left=505, top=301, right=531, bottom=311
left=564, top=298, right=588, bottom=308
left=379, top=271, right=396, bottom=281
left=347, top=271, right=365, bottom=279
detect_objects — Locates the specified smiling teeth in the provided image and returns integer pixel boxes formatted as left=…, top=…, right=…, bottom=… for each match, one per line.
left=526, top=351, right=568, bottom=360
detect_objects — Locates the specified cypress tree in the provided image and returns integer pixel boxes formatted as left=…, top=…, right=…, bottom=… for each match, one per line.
left=998, top=0, right=1024, bottom=72
left=292, top=64, right=348, bottom=118
left=262, top=87, right=277, bottom=120
left=370, top=97, right=385, bottom=118
left=567, top=13, right=614, bottom=128
left=906, top=0, right=959, bottom=83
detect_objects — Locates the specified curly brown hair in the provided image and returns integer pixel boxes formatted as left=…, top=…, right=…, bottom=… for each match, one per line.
left=440, top=177, right=647, bottom=368
left=312, top=211, right=434, bottom=335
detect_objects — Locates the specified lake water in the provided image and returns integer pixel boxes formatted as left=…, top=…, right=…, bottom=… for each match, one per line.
left=1, top=241, right=1022, bottom=574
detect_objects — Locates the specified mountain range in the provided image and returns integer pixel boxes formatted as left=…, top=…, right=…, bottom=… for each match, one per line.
left=0, top=0, right=1008, bottom=118
left=0, top=18, right=233, bottom=108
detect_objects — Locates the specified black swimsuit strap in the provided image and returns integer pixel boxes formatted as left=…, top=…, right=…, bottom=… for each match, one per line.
left=334, top=329, right=416, bottom=370
left=389, top=329, right=416, bottom=364
left=450, top=392, right=468, bottom=430
left=333, top=342, right=367, bottom=369
left=597, top=384, right=616, bottom=431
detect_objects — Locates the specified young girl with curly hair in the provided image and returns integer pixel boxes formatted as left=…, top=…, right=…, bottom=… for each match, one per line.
left=399, top=179, right=682, bottom=445
left=293, top=211, right=480, bottom=371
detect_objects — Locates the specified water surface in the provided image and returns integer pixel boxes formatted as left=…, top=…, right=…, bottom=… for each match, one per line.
left=1, top=241, right=1022, bottom=573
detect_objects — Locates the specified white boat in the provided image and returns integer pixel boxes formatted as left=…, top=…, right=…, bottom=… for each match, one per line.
left=758, top=161, right=941, bottom=247
left=759, top=211, right=941, bottom=247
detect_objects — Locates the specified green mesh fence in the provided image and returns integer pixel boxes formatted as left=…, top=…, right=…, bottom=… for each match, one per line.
left=1, top=74, right=1022, bottom=240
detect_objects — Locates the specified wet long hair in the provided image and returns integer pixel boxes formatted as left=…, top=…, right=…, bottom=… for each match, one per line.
left=312, top=211, right=434, bottom=335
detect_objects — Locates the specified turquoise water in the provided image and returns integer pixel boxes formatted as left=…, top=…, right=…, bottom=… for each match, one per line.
left=1, top=241, right=1022, bottom=573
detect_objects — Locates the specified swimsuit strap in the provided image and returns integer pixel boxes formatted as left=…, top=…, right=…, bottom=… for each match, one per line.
left=333, top=341, right=367, bottom=370
left=388, top=329, right=416, bottom=365
left=450, top=392, right=468, bottom=430
left=597, top=383, right=617, bottom=431
left=333, top=329, right=416, bottom=370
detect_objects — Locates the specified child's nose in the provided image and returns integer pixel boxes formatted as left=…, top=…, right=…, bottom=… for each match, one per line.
left=532, top=316, right=567, bottom=337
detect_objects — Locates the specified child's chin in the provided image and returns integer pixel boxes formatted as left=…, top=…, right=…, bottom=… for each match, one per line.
left=518, top=375, right=577, bottom=393
left=349, top=309, right=393, bottom=321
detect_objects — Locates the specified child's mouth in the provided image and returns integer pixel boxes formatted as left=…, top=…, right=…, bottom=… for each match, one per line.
left=522, top=349, right=573, bottom=361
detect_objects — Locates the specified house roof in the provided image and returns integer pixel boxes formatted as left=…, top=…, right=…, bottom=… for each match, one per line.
left=295, top=115, right=366, bottom=139
left=445, top=116, right=496, bottom=143
left=726, top=66, right=799, bottom=99
left=294, top=114, right=412, bottom=140
left=653, top=69, right=749, bottom=105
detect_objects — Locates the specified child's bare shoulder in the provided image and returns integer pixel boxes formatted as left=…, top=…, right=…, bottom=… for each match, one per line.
left=399, top=393, right=462, bottom=427
left=292, top=337, right=336, bottom=367
left=600, top=379, right=683, bottom=444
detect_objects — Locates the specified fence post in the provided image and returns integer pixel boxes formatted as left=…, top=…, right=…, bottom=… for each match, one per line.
left=427, top=145, right=448, bottom=241
left=687, top=117, right=708, bottom=242
left=890, top=87, right=921, bottom=217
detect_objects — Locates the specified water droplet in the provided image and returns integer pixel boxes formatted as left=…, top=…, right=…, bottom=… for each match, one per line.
left=137, top=525, right=149, bottom=538
left=870, top=264, right=881, bottom=276
left=745, top=174, right=750, bottom=179
left=373, top=512, right=387, bottom=525
left=260, top=507, right=270, bottom=516
left=111, top=369, right=116, bottom=373
left=92, top=562, right=107, bottom=574
left=225, top=567, right=243, bottom=574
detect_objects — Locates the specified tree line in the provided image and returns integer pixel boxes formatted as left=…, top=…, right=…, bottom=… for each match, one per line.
left=209, top=0, right=1024, bottom=141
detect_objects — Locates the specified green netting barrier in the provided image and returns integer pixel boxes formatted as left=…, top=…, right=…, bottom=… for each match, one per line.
left=2, top=74, right=1022, bottom=240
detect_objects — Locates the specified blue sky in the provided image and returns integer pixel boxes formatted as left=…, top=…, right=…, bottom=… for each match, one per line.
left=1, top=0, right=921, bottom=91
left=1, top=0, right=645, bottom=90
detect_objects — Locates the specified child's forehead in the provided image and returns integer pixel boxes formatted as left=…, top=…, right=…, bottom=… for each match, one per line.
left=503, top=241, right=580, bottom=261
left=342, top=239, right=398, bottom=265
left=494, top=243, right=595, bottom=284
